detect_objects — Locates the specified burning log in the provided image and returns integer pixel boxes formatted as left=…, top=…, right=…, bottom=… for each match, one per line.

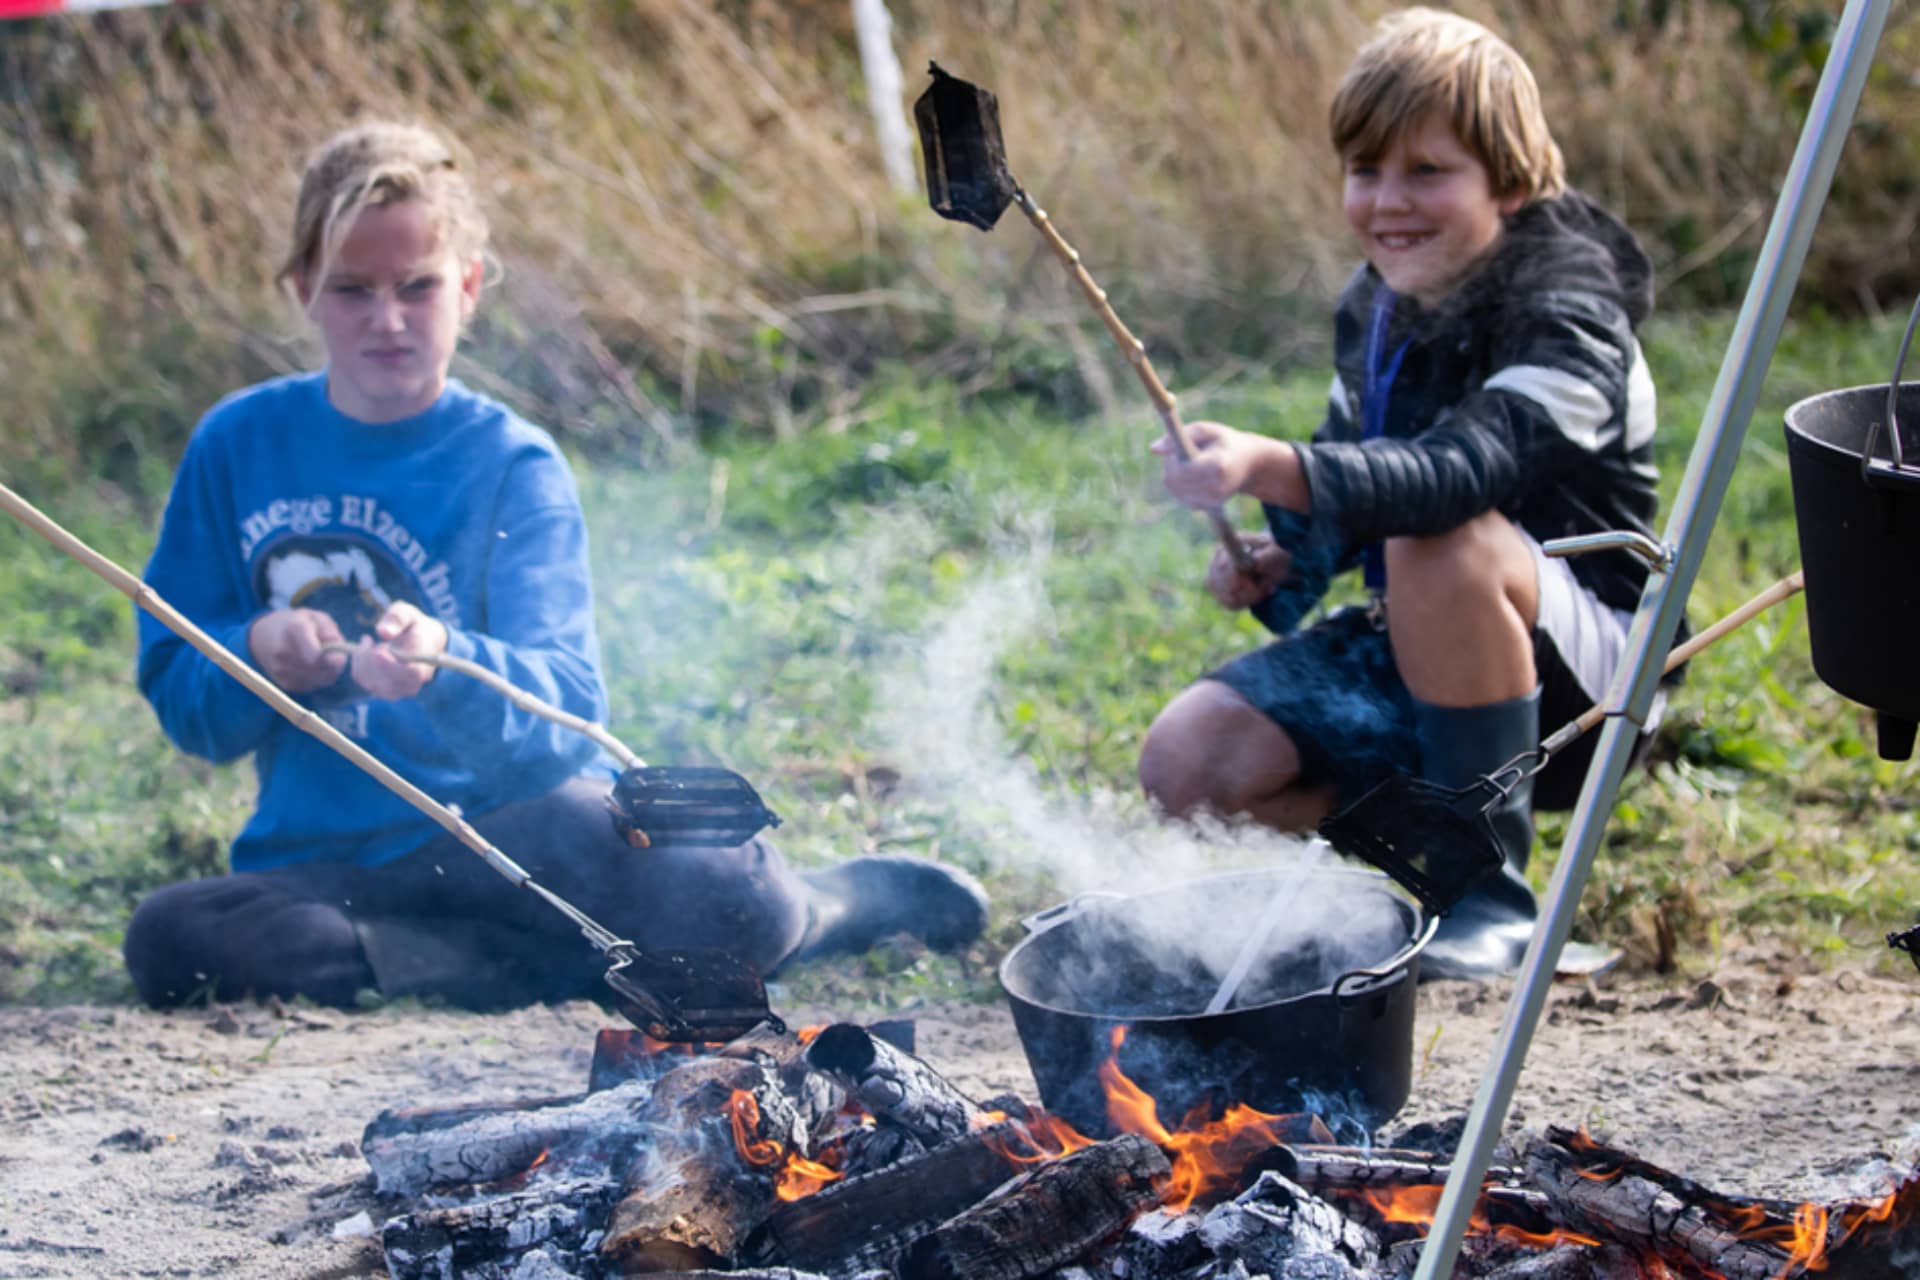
left=1262, top=1143, right=1506, bottom=1195
left=381, top=1176, right=623, bottom=1280
left=601, top=1056, right=820, bottom=1274
left=362, top=1080, right=654, bottom=1196
left=898, top=1133, right=1173, bottom=1280
left=1523, top=1130, right=1818, bottom=1280
left=1527, top=1128, right=1920, bottom=1280
left=802, top=1023, right=982, bottom=1148
left=744, top=1119, right=1031, bottom=1273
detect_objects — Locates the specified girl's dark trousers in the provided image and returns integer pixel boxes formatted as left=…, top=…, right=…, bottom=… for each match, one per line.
left=122, top=778, right=810, bottom=1011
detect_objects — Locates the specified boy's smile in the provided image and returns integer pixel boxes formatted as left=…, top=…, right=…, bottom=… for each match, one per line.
left=298, top=201, right=481, bottom=424
left=1343, top=114, right=1525, bottom=306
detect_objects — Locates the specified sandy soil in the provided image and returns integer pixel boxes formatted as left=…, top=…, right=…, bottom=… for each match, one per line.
left=3, top=949, right=1919, bottom=1280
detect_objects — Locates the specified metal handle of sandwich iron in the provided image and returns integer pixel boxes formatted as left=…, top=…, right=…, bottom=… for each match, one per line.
left=1412, top=1, right=1889, bottom=1276
left=321, top=642, right=641, bottom=769
left=0, top=480, right=638, bottom=965
left=1011, top=188, right=1257, bottom=574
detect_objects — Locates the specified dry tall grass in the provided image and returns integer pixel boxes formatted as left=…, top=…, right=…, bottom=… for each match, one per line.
left=1, top=0, right=1915, bottom=477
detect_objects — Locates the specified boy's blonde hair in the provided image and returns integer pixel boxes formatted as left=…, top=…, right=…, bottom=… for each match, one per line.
left=277, top=120, right=490, bottom=296
left=1329, top=7, right=1565, bottom=206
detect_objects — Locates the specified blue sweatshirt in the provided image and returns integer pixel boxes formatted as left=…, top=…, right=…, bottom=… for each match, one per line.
left=137, top=373, right=614, bottom=872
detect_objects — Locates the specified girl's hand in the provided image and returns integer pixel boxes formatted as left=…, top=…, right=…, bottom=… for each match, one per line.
left=1207, top=532, right=1292, bottom=609
left=248, top=608, right=349, bottom=692
left=350, top=601, right=449, bottom=700
left=1151, top=422, right=1311, bottom=512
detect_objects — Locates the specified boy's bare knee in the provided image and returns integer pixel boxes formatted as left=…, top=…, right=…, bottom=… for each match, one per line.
left=1139, top=714, right=1215, bottom=817
left=1140, top=682, right=1302, bottom=820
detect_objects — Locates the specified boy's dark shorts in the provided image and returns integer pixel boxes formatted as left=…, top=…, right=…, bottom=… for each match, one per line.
left=1206, top=604, right=1629, bottom=812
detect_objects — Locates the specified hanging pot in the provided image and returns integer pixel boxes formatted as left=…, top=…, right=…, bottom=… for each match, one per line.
left=998, top=866, right=1433, bottom=1140
left=1782, top=294, right=1920, bottom=760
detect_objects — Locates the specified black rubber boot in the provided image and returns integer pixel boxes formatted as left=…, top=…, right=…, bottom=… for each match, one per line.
left=786, top=856, right=990, bottom=965
left=1413, top=689, right=1541, bottom=981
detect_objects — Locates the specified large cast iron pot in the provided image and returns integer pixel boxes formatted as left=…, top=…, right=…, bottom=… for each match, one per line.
left=1783, top=373, right=1920, bottom=761
left=999, top=865, right=1434, bottom=1140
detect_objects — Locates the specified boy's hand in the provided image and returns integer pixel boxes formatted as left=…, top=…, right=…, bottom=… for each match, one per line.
left=1207, top=533, right=1292, bottom=609
left=350, top=601, right=449, bottom=701
left=1152, top=421, right=1311, bottom=512
left=248, top=608, right=350, bottom=693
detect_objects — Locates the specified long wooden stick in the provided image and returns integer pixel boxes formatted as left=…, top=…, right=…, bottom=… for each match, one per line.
left=1551, top=569, right=1804, bottom=749
left=321, top=643, right=640, bottom=768
left=0, top=479, right=630, bottom=954
left=1010, top=189, right=1256, bottom=572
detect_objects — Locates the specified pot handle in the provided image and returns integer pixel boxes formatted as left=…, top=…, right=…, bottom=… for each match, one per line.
left=1019, top=891, right=1124, bottom=935
left=1330, top=913, right=1440, bottom=1005
left=1865, top=292, right=1920, bottom=489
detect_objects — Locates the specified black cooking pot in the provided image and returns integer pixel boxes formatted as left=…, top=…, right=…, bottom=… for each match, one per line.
left=999, top=866, right=1433, bottom=1140
left=1783, top=367, right=1920, bottom=761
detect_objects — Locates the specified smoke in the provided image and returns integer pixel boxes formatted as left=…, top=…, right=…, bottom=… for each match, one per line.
left=870, top=519, right=1311, bottom=896
left=867, top=520, right=1413, bottom=1003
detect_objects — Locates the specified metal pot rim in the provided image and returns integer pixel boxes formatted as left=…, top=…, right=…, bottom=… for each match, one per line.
left=999, top=865, right=1433, bottom=1022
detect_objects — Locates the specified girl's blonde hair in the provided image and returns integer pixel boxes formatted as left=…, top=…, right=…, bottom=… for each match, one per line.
left=276, top=120, right=490, bottom=296
left=1329, top=7, right=1565, bottom=206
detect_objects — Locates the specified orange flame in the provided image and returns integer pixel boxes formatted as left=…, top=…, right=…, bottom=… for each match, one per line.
left=985, top=1108, right=1100, bottom=1164
left=1095, top=1026, right=1316, bottom=1213
left=726, top=1088, right=848, bottom=1201
left=796, top=1024, right=826, bottom=1045
left=1357, top=1184, right=1601, bottom=1251
left=775, top=1152, right=845, bottom=1201
left=726, top=1089, right=782, bottom=1167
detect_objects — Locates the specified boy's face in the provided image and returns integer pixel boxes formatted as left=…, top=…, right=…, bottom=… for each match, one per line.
left=1342, top=113, right=1524, bottom=306
left=297, top=200, right=482, bottom=424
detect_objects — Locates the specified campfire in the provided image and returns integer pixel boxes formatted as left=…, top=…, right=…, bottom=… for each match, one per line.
left=357, top=1017, right=1920, bottom=1280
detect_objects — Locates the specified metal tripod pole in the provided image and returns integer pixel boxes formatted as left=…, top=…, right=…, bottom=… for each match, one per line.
left=1412, top=0, right=1891, bottom=1274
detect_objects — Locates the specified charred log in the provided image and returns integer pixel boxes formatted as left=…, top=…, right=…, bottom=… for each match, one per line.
left=837, top=1120, right=927, bottom=1178
left=380, top=1176, right=622, bottom=1280
left=1195, top=1170, right=1384, bottom=1277
left=1523, top=1132, right=1803, bottom=1280
left=363, top=1080, right=654, bottom=1197
left=803, top=1023, right=981, bottom=1148
left=1260, top=1143, right=1512, bottom=1195
left=600, top=1056, right=813, bottom=1274
left=744, top=1120, right=1029, bottom=1273
left=898, top=1134, right=1173, bottom=1280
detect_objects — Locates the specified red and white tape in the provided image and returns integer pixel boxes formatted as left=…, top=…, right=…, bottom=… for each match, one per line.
left=1, top=0, right=176, bottom=18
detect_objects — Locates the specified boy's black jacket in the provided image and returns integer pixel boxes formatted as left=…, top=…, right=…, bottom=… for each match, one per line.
left=1296, top=190, right=1662, bottom=617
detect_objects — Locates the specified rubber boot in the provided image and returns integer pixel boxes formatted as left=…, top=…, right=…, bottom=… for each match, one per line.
left=1413, top=689, right=1541, bottom=981
left=785, top=856, right=990, bottom=965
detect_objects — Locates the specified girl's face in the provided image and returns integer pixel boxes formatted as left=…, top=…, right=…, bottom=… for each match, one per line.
left=298, top=200, right=481, bottom=424
left=1342, top=113, right=1524, bottom=306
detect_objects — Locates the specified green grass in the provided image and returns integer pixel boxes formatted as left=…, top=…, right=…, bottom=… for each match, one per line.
left=3, top=309, right=1918, bottom=1008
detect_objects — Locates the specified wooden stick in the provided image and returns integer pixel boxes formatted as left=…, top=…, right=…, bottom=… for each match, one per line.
left=1553, top=570, right=1804, bottom=747
left=1010, top=189, right=1255, bottom=572
left=0, top=480, right=628, bottom=954
left=321, top=642, right=640, bottom=768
